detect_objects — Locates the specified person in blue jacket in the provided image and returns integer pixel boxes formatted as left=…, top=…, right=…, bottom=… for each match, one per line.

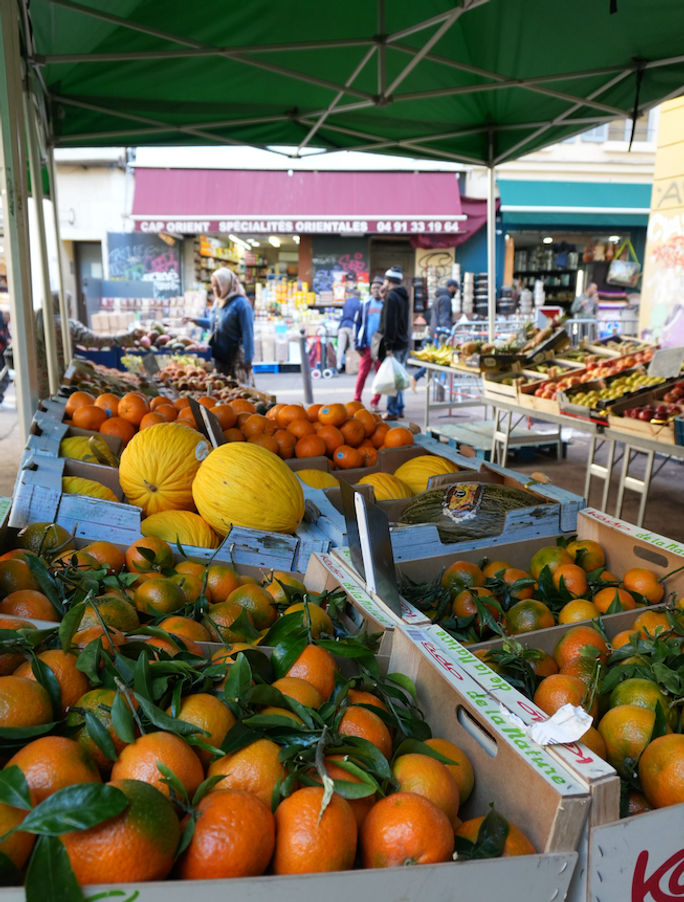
left=206, top=267, right=254, bottom=384
left=353, top=276, right=384, bottom=410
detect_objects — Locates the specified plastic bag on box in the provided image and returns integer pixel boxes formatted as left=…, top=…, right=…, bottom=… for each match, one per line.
left=371, top=355, right=411, bottom=395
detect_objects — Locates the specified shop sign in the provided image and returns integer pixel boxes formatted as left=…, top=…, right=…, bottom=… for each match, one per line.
left=135, top=217, right=465, bottom=235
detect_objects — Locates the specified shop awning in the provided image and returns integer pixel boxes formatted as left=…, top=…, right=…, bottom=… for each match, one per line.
left=132, top=168, right=467, bottom=236
left=498, top=179, right=652, bottom=227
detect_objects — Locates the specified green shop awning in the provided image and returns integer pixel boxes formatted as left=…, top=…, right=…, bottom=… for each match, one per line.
left=498, top=180, right=652, bottom=227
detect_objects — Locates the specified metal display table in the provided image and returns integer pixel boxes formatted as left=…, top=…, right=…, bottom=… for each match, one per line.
left=407, top=358, right=485, bottom=431
left=484, top=397, right=684, bottom=527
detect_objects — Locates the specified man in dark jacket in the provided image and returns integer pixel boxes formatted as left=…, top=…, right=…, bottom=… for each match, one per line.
left=431, top=286, right=453, bottom=336
left=379, top=266, right=410, bottom=420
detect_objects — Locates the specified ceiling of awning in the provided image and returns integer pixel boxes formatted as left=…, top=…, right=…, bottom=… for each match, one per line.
left=20, top=0, right=684, bottom=166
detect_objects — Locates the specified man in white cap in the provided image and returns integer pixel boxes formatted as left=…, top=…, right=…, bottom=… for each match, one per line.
left=378, top=266, right=410, bottom=420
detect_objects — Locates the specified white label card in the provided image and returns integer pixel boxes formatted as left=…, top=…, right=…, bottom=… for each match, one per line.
left=648, top=346, right=684, bottom=378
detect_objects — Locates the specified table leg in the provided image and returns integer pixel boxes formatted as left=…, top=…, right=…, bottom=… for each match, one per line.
left=492, top=408, right=511, bottom=465
left=600, top=439, right=616, bottom=512
left=423, top=369, right=431, bottom=432
left=615, top=445, right=655, bottom=527
left=584, top=435, right=616, bottom=512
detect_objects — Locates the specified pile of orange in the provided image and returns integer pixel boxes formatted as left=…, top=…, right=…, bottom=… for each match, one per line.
left=64, top=390, right=414, bottom=464
left=0, top=519, right=549, bottom=889
left=419, top=537, right=671, bottom=644
left=476, top=593, right=684, bottom=815
left=222, top=400, right=414, bottom=467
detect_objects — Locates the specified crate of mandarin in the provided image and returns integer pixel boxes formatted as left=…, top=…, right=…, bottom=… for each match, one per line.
left=0, top=525, right=587, bottom=902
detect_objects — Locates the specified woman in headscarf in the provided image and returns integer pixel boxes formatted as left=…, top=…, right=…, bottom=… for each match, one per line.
left=208, top=267, right=255, bottom=385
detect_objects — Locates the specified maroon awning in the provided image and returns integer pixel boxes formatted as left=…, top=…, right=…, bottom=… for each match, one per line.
left=132, top=168, right=469, bottom=237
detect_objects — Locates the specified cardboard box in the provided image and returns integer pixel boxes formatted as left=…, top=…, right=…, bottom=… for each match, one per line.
left=334, top=507, right=684, bottom=647
left=388, top=626, right=589, bottom=855
left=0, top=563, right=586, bottom=902
left=421, top=606, right=684, bottom=902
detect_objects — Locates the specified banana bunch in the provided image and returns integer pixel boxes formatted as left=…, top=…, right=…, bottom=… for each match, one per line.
left=414, top=346, right=455, bottom=366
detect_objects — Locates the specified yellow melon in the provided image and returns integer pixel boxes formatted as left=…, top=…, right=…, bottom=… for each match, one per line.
left=393, top=454, right=460, bottom=494
left=61, top=476, right=118, bottom=503
left=118, top=422, right=211, bottom=516
left=296, top=469, right=340, bottom=490
left=192, top=443, right=304, bottom=536
left=357, top=472, right=414, bottom=501
left=141, top=510, right=219, bottom=549
left=59, top=436, right=99, bottom=463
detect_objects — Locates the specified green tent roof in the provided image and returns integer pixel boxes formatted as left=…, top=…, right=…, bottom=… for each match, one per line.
left=21, top=0, right=684, bottom=165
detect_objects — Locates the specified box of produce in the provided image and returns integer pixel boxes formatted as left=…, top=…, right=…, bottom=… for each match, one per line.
left=522, top=326, right=572, bottom=362
left=0, top=528, right=585, bottom=901
left=385, top=466, right=580, bottom=561
left=558, top=369, right=665, bottom=422
left=584, top=335, right=655, bottom=358
left=387, top=506, right=684, bottom=649
left=522, top=360, right=585, bottom=378
left=0, top=521, right=397, bottom=652
left=606, top=378, right=684, bottom=443
left=482, top=367, right=544, bottom=400
left=11, top=424, right=333, bottom=572
left=321, top=461, right=582, bottom=562
left=421, top=604, right=684, bottom=902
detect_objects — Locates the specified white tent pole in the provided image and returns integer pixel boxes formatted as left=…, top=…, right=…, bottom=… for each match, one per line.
left=24, top=93, right=60, bottom=395
left=487, top=162, right=496, bottom=343
left=0, top=0, right=38, bottom=438
left=47, top=147, right=72, bottom=364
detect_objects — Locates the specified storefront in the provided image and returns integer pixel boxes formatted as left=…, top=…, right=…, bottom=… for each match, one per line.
left=126, top=167, right=491, bottom=365
left=498, top=179, right=652, bottom=334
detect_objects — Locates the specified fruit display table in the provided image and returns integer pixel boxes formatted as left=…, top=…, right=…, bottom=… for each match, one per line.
left=407, top=358, right=484, bottom=431
left=480, top=396, right=684, bottom=527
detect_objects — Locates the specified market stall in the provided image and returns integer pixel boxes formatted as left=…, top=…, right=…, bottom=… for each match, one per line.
left=0, top=361, right=681, bottom=899
left=2, top=4, right=684, bottom=899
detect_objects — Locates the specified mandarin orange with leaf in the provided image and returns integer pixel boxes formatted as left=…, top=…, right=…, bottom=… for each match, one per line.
left=61, top=778, right=180, bottom=884
left=111, top=731, right=204, bottom=800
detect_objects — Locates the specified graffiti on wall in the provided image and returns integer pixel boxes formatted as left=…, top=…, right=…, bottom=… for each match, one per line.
left=107, top=233, right=182, bottom=298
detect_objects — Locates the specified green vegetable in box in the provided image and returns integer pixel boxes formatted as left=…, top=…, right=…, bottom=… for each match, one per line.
left=399, top=482, right=540, bottom=542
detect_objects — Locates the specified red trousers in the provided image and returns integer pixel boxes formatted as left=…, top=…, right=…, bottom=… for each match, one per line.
left=354, top=348, right=381, bottom=406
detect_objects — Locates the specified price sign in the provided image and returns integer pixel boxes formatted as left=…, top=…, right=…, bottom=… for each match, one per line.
left=141, top=352, right=160, bottom=375
left=648, top=346, right=684, bottom=378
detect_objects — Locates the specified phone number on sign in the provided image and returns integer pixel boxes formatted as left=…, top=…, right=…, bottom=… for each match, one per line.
left=373, top=220, right=462, bottom=233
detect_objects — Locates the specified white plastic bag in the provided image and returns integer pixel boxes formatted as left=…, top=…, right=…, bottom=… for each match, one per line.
left=371, top=355, right=411, bottom=395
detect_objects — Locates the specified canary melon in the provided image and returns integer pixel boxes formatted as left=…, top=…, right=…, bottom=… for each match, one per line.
left=393, top=454, right=460, bottom=494
left=59, top=436, right=99, bottom=463
left=192, top=443, right=304, bottom=536
left=357, top=472, right=414, bottom=501
left=296, top=469, right=339, bottom=489
left=142, top=510, right=219, bottom=549
left=62, top=476, right=118, bottom=503
left=119, top=422, right=210, bottom=516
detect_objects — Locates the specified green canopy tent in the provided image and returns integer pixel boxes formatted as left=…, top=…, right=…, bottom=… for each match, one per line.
left=3, top=0, right=684, bottom=435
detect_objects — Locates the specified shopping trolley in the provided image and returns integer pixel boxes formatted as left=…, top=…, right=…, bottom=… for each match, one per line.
left=308, top=325, right=337, bottom=379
